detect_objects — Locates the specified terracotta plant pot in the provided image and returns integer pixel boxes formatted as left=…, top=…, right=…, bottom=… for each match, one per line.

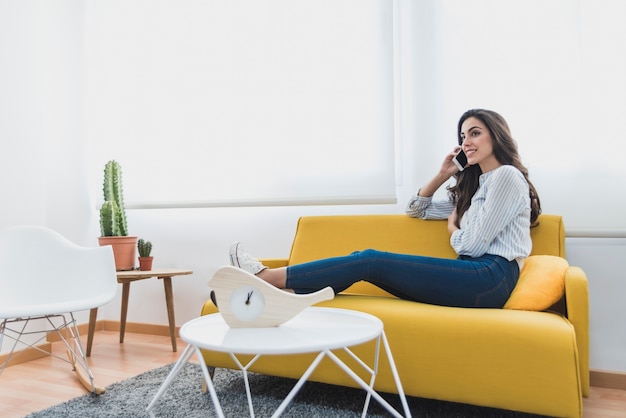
left=98, top=236, right=138, bottom=271
left=138, top=256, right=154, bottom=271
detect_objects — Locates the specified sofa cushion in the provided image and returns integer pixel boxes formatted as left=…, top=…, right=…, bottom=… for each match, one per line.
left=504, top=255, right=568, bottom=311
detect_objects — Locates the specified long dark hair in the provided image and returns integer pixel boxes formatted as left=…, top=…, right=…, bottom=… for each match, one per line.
left=447, top=109, right=541, bottom=226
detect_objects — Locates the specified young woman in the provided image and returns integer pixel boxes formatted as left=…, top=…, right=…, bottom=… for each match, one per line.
left=229, top=109, right=541, bottom=308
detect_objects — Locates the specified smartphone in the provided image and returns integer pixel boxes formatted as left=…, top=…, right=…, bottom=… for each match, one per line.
left=453, top=150, right=468, bottom=171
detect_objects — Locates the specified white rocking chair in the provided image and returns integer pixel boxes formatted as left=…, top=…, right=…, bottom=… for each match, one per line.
left=0, top=225, right=117, bottom=394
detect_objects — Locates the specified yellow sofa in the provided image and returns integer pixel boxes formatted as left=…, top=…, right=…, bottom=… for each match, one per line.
left=200, top=214, right=589, bottom=418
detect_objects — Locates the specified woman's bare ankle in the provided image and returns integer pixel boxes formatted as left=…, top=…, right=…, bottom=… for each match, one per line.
left=257, top=268, right=287, bottom=289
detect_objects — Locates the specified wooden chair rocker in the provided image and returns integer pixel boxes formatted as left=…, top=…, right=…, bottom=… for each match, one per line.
left=0, top=225, right=117, bottom=394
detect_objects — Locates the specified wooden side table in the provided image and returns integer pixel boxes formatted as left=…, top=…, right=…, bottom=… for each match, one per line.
left=86, top=268, right=193, bottom=357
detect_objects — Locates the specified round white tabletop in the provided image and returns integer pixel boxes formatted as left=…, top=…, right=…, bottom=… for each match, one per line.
left=180, top=307, right=383, bottom=355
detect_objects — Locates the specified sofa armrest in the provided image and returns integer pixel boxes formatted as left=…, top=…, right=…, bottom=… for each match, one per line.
left=259, top=258, right=289, bottom=268
left=565, top=266, right=590, bottom=397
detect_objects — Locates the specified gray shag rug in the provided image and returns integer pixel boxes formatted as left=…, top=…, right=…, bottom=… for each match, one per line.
left=26, top=363, right=548, bottom=417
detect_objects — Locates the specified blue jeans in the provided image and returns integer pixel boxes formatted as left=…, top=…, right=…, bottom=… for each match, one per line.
left=286, top=250, right=519, bottom=308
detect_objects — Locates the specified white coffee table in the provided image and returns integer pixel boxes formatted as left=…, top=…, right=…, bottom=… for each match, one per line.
left=146, top=307, right=411, bottom=418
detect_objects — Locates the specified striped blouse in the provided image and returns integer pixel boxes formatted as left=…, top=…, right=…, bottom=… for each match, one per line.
left=405, top=165, right=532, bottom=262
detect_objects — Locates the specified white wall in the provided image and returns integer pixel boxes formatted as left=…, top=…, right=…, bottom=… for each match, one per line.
left=567, top=237, right=626, bottom=372
left=1, top=0, right=625, bottom=374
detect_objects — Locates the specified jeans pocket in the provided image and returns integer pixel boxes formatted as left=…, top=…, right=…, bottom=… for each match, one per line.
left=475, top=277, right=511, bottom=308
left=475, top=258, right=518, bottom=308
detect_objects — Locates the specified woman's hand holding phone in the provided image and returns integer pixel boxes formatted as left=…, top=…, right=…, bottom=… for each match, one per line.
left=421, top=147, right=468, bottom=198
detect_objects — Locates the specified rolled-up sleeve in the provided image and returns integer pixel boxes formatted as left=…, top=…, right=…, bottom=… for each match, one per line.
left=406, top=193, right=455, bottom=220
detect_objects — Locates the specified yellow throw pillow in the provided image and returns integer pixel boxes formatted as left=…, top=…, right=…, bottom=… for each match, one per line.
left=503, top=255, right=568, bottom=311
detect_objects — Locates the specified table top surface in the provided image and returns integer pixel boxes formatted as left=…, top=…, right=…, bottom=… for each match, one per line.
left=180, top=307, right=383, bottom=355
left=116, top=268, right=193, bottom=280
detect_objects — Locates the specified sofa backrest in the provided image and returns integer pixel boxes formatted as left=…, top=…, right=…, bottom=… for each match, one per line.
left=529, top=214, right=566, bottom=257
left=287, top=213, right=565, bottom=296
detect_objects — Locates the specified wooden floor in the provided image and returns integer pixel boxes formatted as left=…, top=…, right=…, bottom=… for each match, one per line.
left=0, top=330, right=192, bottom=417
left=0, top=330, right=625, bottom=417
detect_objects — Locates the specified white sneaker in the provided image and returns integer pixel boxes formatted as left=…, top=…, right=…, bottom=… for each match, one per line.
left=229, top=242, right=267, bottom=275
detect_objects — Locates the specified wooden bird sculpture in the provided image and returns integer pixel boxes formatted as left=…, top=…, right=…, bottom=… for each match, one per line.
left=208, top=265, right=335, bottom=328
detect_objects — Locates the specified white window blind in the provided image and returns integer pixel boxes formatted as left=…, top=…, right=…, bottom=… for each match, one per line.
left=85, top=0, right=396, bottom=208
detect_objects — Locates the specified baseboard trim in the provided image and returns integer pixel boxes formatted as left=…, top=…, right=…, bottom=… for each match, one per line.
left=590, top=369, right=626, bottom=391
left=45, top=321, right=93, bottom=342
left=3, top=321, right=176, bottom=368
left=0, top=343, right=52, bottom=367
left=45, top=320, right=177, bottom=342
left=98, top=320, right=179, bottom=337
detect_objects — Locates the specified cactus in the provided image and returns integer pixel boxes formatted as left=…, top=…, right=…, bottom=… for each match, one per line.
left=99, top=160, right=129, bottom=236
left=137, top=238, right=153, bottom=257
left=99, top=201, right=123, bottom=236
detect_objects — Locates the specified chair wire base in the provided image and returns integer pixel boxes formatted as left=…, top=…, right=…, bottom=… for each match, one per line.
left=0, top=313, right=103, bottom=394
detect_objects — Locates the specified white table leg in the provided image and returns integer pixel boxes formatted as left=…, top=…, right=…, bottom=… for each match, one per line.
left=329, top=332, right=410, bottom=418
left=229, top=353, right=262, bottom=418
left=341, top=336, right=381, bottom=417
left=197, top=347, right=226, bottom=418
left=271, top=351, right=327, bottom=418
left=146, top=344, right=226, bottom=418
left=380, top=330, right=411, bottom=417
left=146, top=344, right=195, bottom=416
left=325, top=350, right=406, bottom=418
